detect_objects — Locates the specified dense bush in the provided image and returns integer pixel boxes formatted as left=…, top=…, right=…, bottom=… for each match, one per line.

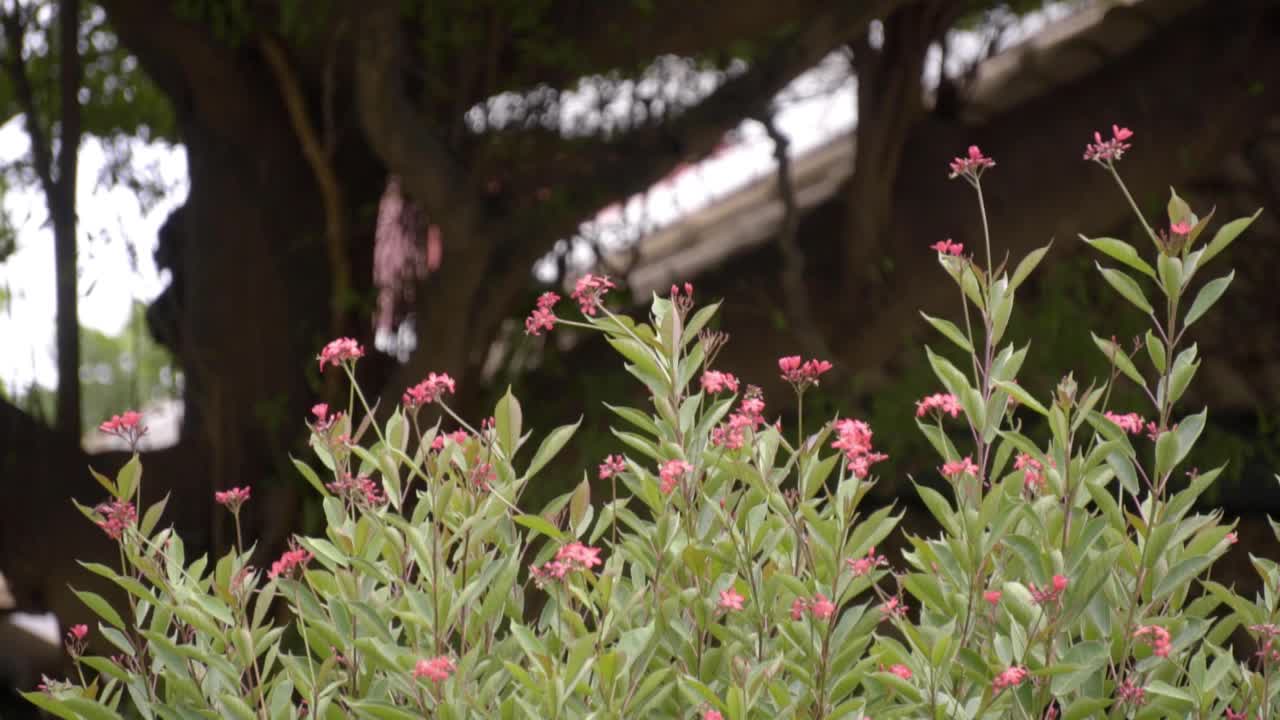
left=27, top=127, right=1274, bottom=719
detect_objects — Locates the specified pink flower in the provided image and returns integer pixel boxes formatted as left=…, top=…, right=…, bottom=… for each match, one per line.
left=846, top=547, right=888, bottom=577
left=68, top=624, right=88, bottom=641
left=310, top=403, right=340, bottom=432
left=712, top=390, right=768, bottom=451
left=1084, top=125, right=1134, bottom=163
left=940, top=456, right=979, bottom=479
left=779, top=356, right=833, bottom=390
left=403, top=372, right=457, bottom=408
left=99, top=411, right=148, bottom=448
left=529, top=560, right=570, bottom=587
left=570, top=273, right=616, bottom=316
left=659, top=459, right=693, bottom=494
left=1228, top=531, right=1239, bottom=545
left=525, top=292, right=560, bottom=336
left=1116, top=677, right=1146, bottom=707
left=704, top=711, right=723, bottom=720
left=1014, top=453, right=1045, bottom=493
left=810, top=593, right=835, bottom=620
left=268, top=544, right=313, bottom=580
left=887, top=664, right=912, bottom=680
left=1104, top=411, right=1146, bottom=434
left=94, top=500, right=137, bottom=540
left=948, top=145, right=996, bottom=180
left=992, top=665, right=1028, bottom=693
left=1226, top=708, right=1248, bottom=720
left=984, top=590, right=1002, bottom=606
left=915, top=392, right=962, bottom=418
left=555, top=542, right=603, bottom=571
left=1134, top=624, right=1172, bottom=658
left=879, top=595, right=909, bottom=622
left=929, top=239, right=964, bottom=256
left=1029, top=574, right=1068, bottom=604
left=326, top=474, right=387, bottom=506
left=215, top=486, right=251, bottom=512
left=1170, top=221, right=1192, bottom=235
left=790, top=597, right=808, bottom=620
left=430, top=429, right=470, bottom=450
left=718, top=588, right=745, bottom=611
left=598, top=454, right=627, bottom=480
left=700, top=370, right=741, bottom=395
left=831, top=419, right=888, bottom=478
left=413, top=656, right=456, bottom=682
left=317, top=337, right=364, bottom=371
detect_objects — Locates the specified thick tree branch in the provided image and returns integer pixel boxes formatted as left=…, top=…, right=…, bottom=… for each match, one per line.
left=55, top=0, right=82, bottom=437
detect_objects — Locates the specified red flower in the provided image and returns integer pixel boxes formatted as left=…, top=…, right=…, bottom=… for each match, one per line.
left=94, top=500, right=137, bottom=540
left=718, top=588, right=745, bottom=611
left=915, top=392, right=962, bottom=418
left=68, top=624, right=88, bottom=641
left=940, top=456, right=979, bottom=479
left=1133, top=624, right=1172, bottom=658
left=831, top=419, right=888, bottom=478
left=887, top=664, right=912, bottom=680
left=704, top=711, right=723, bottom=720
left=984, top=590, right=1002, bottom=606
left=992, top=665, right=1028, bottom=693
left=525, top=292, right=560, bottom=336
left=1084, top=125, right=1134, bottom=163
left=1104, top=411, right=1145, bottom=435
left=413, top=656, right=456, bottom=682
left=1170, top=221, right=1192, bottom=235
left=268, top=544, right=313, bottom=580
left=99, top=411, right=148, bottom=449
left=929, top=239, right=964, bottom=256
left=879, top=595, right=909, bottom=622
left=948, top=145, right=996, bottom=180
left=598, top=454, right=627, bottom=480
left=403, top=372, right=456, bottom=408
left=1014, top=453, right=1046, bottom=493
left=570, top=273, right=616, bottom=316
left=700, top=370, right=740, bottom=395
left=810, top=593, right=835, bottom=620
left=214, top=486, right=251, bottom=512
left=1029, top=574, right=1068, bottom=604
left=659, top=459, right=693, bottom=494
left=778, top=355, right=833, bottom=390
left=317, top=337, right=364, bottom=372
left=846, top=547, right=888, bottom=577
left=555, top=542, right=603, bottom=571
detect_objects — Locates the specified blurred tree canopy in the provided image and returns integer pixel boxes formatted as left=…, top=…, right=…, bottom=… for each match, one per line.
left=0, top=0, right=1278, bottom=667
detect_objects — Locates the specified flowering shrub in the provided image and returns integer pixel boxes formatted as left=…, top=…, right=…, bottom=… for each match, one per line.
left=25, top=127, right=1276, bottom=719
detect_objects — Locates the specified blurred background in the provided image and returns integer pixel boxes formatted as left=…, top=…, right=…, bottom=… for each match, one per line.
left=1, top=0, right=1278, bottom=713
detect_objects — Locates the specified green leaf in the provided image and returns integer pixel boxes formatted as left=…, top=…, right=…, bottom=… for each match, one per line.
left=291, top=456, right=328, bottom=496
left=994, top=380, right=1048, bottom=417
left=1082, top=235, right=1156, bottom=279
left=920, top=312, right=973, bottom=353
left=1091, top=333, right=1147, bottom=389
left=1201, top=208, right=1261, bottom=265
left=1156, top=253, right=1183, bottom=299
left=351, top=702, right=424, bottom=720
left=1183, top=271, right=1234, bottom=327
left=1167, top=187, right=1194, bottom=226
left=1011, top=241, right=1052, bottom=290
left=495, top=386, right=523, bottom=459
left=1155, top=429, right=1181, bottom=480
left=523, top=418, right=581, bottom=480
left=514, top=513, right=566, bottom=542
left=75, top=589, right=126, bottom=631
left=116, top=454, right=142, bottom=500
left=1096, top=263, right=1154, bottom=314
left=1145, top=330, right=1166, bottom=373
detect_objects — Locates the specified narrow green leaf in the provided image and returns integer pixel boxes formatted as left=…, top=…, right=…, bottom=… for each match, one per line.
left=1082, top=235, right=1156, bottom=278
left=495, top=386, right=523, bottom=459
left=1183, top=271, right=1234, bottom=327
left=1201, top=209, right=1261, bottom=265
left=1011, top=241, right=1052, bottom=290
left=994, top=380, right=1048, bottom=417
left=75, top=590, right=126, bottom=631
left=920, top=312, right=973, bottom=353
left=1144, top=330, right=1166, bottom=373
left=1096, top=263, right=1154, bottom=314
left=523, top=418, right=581, bottom=480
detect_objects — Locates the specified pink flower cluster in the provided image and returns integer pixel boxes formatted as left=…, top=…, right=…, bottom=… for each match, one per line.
left=984, top=590, right=1002, bottom=606
left=790, top=593, right=836, bottom=621
left=99, top=411, right=148, bottom=448
left=1083, top=125, right=1134, bottom=163
left=831, top=419, right=888, bottom=479
left=929, top=239, right=964, bottom=256
left=530, top=542, right=604, bottom=587
left=94, top=500, right=137, bottom=540
left=1170, top=220, right=1192, bottom=236
left=704, top=711, right=723, bottom=720
left=1014, top=453, right=1046, bottom=493
left=659, top=459, right=693, bottom=494
left=915, top=392, right=962, bottom=418
left=214, top=486, right=251, bottom=512
left=570, top=273, right=615, bottom=316
left=718, top=588, right=745, bottom=611
left=886, top=664, right=912, bottom=680
left=317, top=337, right=364, bottom=372
left=403, top=372, right=456, bottom=408
left=948, top=145, right=996, bottom=180
left=65, top=624, right=89, bottom=656
left=525, top=291, right=559, bottom=336
left=413, top=656, right=456, bottom=682
left=1133, top=624, right=1171, bottom=658
left=992, top=665, right=1028, bottom=693
left=598, top=454, right=627, bottom=479
left=1029, top=574, right=1068, bottom=605
left=1104, top=411, right=1145, bottom=435
left=778, top=355, right=832, bottom=390
left=430, top=430, right=470, bottom=450
left=846, top=546, right=888, bottom=577
left=879, top=595, right=909, bottom=622
left=1115, top=678, right=1146, bottom=707
left=310, top=403, right=341, bottom=432
left=940, top=456, right=979, bottom=479
left=326, top=474, right=387, bottom=506
left=700, top=370, right=740, bottom=395
left=711, top=391, right=766, bottom=450
left=268, top=544, right=313, bottom=580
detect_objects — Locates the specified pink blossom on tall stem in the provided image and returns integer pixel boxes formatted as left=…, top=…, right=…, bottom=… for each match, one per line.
left=525, top=291, right=560, bottom=336
left=1029, top=574, right=1068, bottom=604
left=929, top=239, right=964, bottom=256
left=317, top=337, right=364, bottom=371
left=831, top=419, right=888, bottom=479
left=992, top=665, right=1028, bottom=693
left=555, top=541, right=604, bottom=571
left=700, top=370, right=740, bottom=395
left=984, top=590, right=1002, bottom=606
left=915, top=392, right=962, bottom=418
left=1104, top=411, right=1146, bottom=435
left=598, top=454, right=627, bottom=480
left=65, top=624, right=88, bottom=657
left=1083, top=125, right=1134, bottom=163
left=268, top=544, right=313, bottom=580
left=430, top=429, right=470, bottom=450
left=1014, top=453, right=1046, bottom=493
left=790, top=597, right=808, bottom=621
left=326, top=474, right=387, bottom=506
left=403, top=372, right=456, bottom=408
left=879, top=595, right=909, bottom=622
left=570, top=273, right=616, bottom=316
left=887, top=664, right=912, bottom=680
left=99, top=411, right=148, bottom=449
left=413, top=656, right=456, bottom=682
left=215, top=486, right=251, bottom=513
left=810, top=593, right=836, bottom=620
left=778, top=355, right=833, bottom=390
left=1115, top=678, right=1146, bottom=707
left=718, top=588, right=745, bottom=611
left=948, top=145, right=995, bottom=181
left=659, top=459, right=693, bottom=494
left=529, top=560, right=570, bottom=588
left=940, top=456, right=979, bottom=479
left=310, top=403, right=340, bottom=432
left=1133, top=625, right=1172, bottom=658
